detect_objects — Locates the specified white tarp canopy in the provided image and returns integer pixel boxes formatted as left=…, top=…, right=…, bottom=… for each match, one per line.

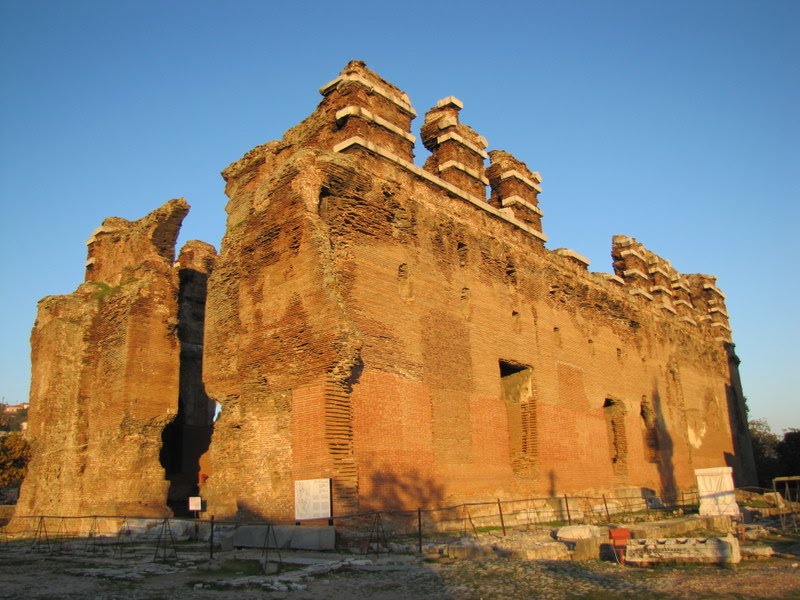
left=695, top=466, right=740, bottom=517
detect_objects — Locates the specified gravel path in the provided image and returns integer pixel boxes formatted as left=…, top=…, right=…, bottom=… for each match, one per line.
left=0, top=541, right=798, bottom=599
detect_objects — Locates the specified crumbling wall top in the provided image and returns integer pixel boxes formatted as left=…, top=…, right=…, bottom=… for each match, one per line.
left=84, top=198, right=189, bottom=285
left=177, top=240, right=217, bottom=275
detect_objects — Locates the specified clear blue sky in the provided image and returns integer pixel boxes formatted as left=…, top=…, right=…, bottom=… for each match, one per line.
left=1, top=1, right=797, bottom=433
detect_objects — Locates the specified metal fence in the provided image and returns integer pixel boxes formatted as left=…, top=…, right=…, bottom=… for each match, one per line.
left=2, top=485, right=796, bottom=561
left=0, top=490, right=704, bottom=559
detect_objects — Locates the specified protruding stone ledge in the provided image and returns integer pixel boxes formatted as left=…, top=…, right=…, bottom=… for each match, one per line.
left=437, top=160, right=490, bottom=185
left=554, top=248, right=590, bottom=269
left=436, top=95, right=464, bottom=110
left=672, top=281, right=690, bottom=293
left=674, top=299, right=694, bottom=310
left=711, top=321, right=732, bottom=332
left=703, top=283, right=727, bottom=299
left=332, top=136, right=547, bottom=242
left=650, top=285, right=674, bottom=296
left=659, top=302, right=677, bottom=315
left=335, top=106, right=416, bottom=143
left=709, top=307, right=729, bottom=317
left=623, top=268, right=649, bottom=281
left=86, top=224, right=118, bottom=245
left=501, top=195, right=544, bottom=216
left=680, top=316, right=698, bottom=326
left=630, top=289, right=654, bottom=301
left=601, top=273, right=625, bottom=285
left=436, top=132, right=489, bottom=159
left=500, top=170, right=542, bottom=193
left=320, top=73, right=417, bottom=117
left=437, top=116, right=458, bottom=130
left=620, top=248, right=646, bottom=262
left=649, top=265, right=672, bottom=278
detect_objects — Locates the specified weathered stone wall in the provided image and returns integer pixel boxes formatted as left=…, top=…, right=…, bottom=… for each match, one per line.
left=199, top=61, right=756, bottom=521
left=13, top=199, right=198, bottom=521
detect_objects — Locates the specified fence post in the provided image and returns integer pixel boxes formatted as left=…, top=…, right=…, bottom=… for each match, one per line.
left=563, top=494, right=572, bottom=525
left=417, top=508, right=422, bottom=554
left=497, top=499, right=507, bottom=536
left=602, top=494, right=611, bottom=521
left=210, top=515, right=214, bottom=560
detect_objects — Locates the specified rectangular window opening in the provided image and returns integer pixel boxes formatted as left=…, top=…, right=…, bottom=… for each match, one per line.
left=500, top=360, right=537, bottom=475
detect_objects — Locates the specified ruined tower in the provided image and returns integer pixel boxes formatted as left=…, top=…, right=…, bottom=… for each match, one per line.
left=13, top=62, right=756, bottom=523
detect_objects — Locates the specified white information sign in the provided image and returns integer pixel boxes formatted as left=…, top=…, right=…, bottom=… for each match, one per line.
left=188, top=496, right=202, bottom=512
left=294, top=478, right=332, bottom=520
left=695, top=466, right=740, bottom=517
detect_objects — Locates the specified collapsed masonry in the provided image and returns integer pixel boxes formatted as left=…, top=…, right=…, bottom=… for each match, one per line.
left=13, top=61, right=756, bottom=523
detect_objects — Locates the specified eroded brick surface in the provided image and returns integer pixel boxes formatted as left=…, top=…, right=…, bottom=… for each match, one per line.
left=13, top=200, right=197, bottom=522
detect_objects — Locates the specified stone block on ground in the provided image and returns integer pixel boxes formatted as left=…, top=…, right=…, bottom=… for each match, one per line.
left=515, top=542, right=571, bottom=561
left=630, top=515, right=732, bottom=539
left=289, top=526, right=336, bottom=550
left=555, top=524, right=603, bottom=541
left=230, top=525, right=335, bottom=551
left=625, top=534, right=741, bottom=566
left=741, top=544, right=775, bottom=560
left=572, top=537, right=602, bottom=560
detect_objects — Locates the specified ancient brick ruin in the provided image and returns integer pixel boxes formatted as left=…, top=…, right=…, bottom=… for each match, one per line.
left=14, top=61, right=756, bottom=523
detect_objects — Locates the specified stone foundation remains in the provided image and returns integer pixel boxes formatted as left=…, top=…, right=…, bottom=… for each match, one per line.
left=13, top=61, right=756, bottom=523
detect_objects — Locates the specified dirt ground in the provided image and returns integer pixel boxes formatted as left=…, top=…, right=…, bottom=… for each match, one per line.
left=0, top=535, right=798, bottom=600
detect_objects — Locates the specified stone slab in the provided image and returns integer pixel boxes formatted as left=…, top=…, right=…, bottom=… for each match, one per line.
left=555, top=524, right=603, bottom=541
left=572, top=537, right=603, bottom=560
left=625, top=534, right=741, bottom=566
left=230, top=526, right=335, bottom=551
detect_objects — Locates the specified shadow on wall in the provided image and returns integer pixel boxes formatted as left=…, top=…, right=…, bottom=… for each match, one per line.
left=159, top=267, right=216, bottom=517
left=362, top=467, right=447, bottom=511
left=234, top=499, right=274, bottom=522
left=723, top=342, right=757, bottom=486
left=652, top=383, right=677, bottom=504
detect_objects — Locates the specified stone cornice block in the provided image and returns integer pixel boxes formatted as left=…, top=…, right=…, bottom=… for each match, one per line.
left=435, top=96, right=464, bottom=110
left=623, top=268, right=649, bottom=281
left=620, top=248, right=646, bottom=262
left=554, top=248, right=590, bottom=267
left=630, top=288, right=654, bottom=301
left=500, top=170, right=542, bottom=193
left=320, top=74, right=417, bottom=117
left=437, top=160, right=490, bottom=185
left=335, top=106, right=416, bottom=143
left=435, top=132, right=489, bottom=158
left=703, top=283, right=727, bottom=299
left=501, top=195, right=544, bottom=216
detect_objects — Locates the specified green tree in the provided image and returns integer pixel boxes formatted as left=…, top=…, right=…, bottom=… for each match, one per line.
left=777, top=429, right=800, bottom=477
left=0, top=432, right=30, bottom=487
left=749, top=419, right=782, bottom=488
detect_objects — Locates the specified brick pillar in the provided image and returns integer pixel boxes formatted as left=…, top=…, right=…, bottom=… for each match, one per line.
left=420, top=96, right=488, bottom=200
